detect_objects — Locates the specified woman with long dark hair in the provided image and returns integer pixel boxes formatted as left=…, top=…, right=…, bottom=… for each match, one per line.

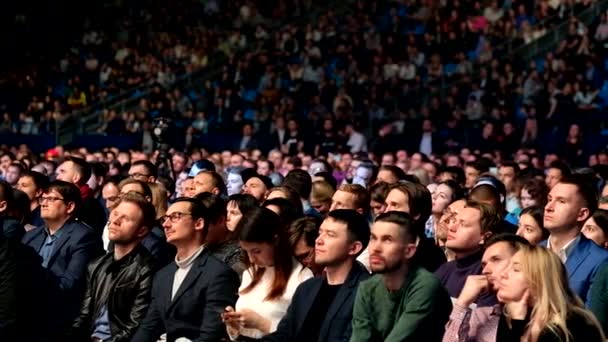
left=582, top=209, right=608, bottom=249
left=222, top=207, right=313, bottom=340
left=226, top=194, right=259, bottom=232
left=426, top=180, right=464, bottom=239
left=516, top=206, right=549, bottom=245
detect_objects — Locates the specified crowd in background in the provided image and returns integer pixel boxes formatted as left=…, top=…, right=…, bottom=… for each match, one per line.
left=2, top=0, right=608, bottom=163
left=1, top=144, right=608, bottom=340
left=3, top=0, right=608, bottom=341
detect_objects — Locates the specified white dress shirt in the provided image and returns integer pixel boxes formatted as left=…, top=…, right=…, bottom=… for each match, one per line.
left=547, top=235, right=580, bottom=263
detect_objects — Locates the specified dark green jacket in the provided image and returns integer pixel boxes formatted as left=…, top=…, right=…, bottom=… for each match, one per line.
left=589, top=262, right=608, bottom=336
left=350, top=265, right=452, bottom=342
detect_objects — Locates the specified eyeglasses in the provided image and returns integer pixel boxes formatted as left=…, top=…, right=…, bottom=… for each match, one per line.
left=38, top=196, right=66, bottom=204
left=129, top=173, right=150, bottom=179
left=160, top=212, right=192, bottom=224
left=295, top=249, right=314, bottom=264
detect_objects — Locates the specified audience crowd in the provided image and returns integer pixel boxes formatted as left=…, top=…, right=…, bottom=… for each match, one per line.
left=3, top=0, right=608, bottom=341
left=2, top=0, right=608, bottom=162
left=1, top=142, right=608, bottom=341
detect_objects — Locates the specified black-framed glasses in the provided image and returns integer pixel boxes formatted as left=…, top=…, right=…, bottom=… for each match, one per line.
left=38, top=196, right=66, bottom=204
left=160, top=212, right=192, bottom=224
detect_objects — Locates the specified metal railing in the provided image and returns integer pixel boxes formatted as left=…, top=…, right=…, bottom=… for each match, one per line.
left=511, top=0, right=608, bottom=61
left=55, top=0, right=356, bottom=147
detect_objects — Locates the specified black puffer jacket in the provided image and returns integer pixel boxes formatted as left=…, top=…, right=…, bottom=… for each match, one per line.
left=68, top=245, right=157, bottom=342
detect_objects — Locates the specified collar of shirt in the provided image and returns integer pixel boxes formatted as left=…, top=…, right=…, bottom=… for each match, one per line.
left=43, top=225, right=66, bottom=242
left=175, top=245, right=205, bottom=269
left=547, top=234, right=581, bottom=263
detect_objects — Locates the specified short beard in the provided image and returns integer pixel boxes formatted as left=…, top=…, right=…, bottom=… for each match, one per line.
left=371, top=259, right=403, bottom=274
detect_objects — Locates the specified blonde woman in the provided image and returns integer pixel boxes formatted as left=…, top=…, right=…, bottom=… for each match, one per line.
left=497, top=245, right=604, bottom=341
left=443, top=243, right=604, bottom=342
left=310, top=180, right=334, bottom=217
left=148, top=182, right=168, bottom=221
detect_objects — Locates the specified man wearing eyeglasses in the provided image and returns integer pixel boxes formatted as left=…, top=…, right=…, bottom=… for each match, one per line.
left=133, top=197, right=239, bottom=342
left=21, top=180, right=104, bottom=340
left=128, top=160, right=158, bottom=183
left=68, top=193, right=157, bottom=342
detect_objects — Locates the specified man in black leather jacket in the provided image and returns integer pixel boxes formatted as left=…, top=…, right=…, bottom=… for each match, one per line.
left=68, top=193, right=158, bottom=342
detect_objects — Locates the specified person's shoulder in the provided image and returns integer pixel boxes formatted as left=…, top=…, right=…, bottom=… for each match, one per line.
left=411, top=265, right=444, bottom=289
left=202, top=250, right=239, bottom=277
left=134, top=246, right=158, bottom=270
left=358, top=274, right=384, bottom=292
left=155, top=260, right=177, bottom=279
left=582, top=236, right=608, bottom=260
left=293, top=260, right=314, bottom=279
left=595, top=262, right=608, bottom=280
left=434, top=259, right=455, bottom=276
left=88, top=252, right=112, bottom=272
left=23, top=226, right=42, bottom=239
left=352, top=261, right=372, bottom=281
left=564, top=308, right=605, bottom=340
left=295, top=275, right=324, bottom=293
left=69, top=219, right=97, bottom=235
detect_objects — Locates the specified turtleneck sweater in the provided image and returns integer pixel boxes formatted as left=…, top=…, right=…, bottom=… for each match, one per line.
left=172, top=245, right=205, bottom=299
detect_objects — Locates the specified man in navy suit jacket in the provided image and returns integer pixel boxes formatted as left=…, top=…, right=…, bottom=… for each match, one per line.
left=133, top=197, right=239, bottom=342
left=263, top=210, right=370, bottom=342
left=21, top=180, right=103, bottom=339
left=541, top=175, right=608, bottom=306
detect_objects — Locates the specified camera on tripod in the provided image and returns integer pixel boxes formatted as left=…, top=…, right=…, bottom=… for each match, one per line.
left=152, top=116, right=173, bottom=144
left=152, top=116, right=176, bottom=181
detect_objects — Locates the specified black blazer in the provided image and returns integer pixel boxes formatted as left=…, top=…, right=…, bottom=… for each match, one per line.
left=263, top=262, right=370, bottom=342
left=132, top=248, right=239, bottom=342
left=21, top=219, right=104, bottom=337
left=0, top=233, right=17, bottom=341
left=1, top=217, right=25, bottom=242
left=1, top=233, right=49, bottom=341
left=234, top=135, right=260, bottom=151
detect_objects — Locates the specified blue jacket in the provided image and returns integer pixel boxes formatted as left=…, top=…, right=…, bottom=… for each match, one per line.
left=21, top=219, right=103, bottom=336
left=541, top=234, right=608, bottom=306
left=262, top=262, right=370, bottom=342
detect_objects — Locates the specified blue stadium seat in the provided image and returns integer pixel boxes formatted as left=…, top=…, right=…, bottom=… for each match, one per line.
left=242, top=89, right=258, bottom=103
left=444, top=63, right=457, bottom=76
